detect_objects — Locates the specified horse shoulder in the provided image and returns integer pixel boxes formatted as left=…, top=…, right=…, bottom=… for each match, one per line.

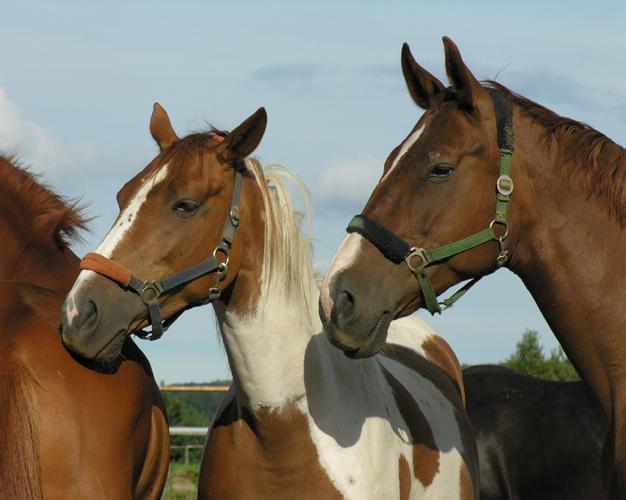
left=385, top=316, right=465, bottom=402
left=382, top=318, right=479, bottom=498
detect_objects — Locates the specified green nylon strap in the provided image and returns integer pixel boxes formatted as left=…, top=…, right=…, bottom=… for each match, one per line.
left=495, top=150, right=512, bottom=223
left=414, top=267, right=440, bottom=314
left=423, top=227, right=497, bottom=264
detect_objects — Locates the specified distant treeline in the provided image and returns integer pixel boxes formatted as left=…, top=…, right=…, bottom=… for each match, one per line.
left=164, top=329, right=579, bottom=461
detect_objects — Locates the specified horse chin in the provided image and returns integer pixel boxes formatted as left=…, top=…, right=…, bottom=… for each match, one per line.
left=326, top=311, right=393, bottom=359
left=87, top=329, right=128, bottom=363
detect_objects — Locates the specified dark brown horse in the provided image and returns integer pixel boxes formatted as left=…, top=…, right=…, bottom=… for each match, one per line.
left=0, top=154, right=169, bottom=499
left=59, top=105, right=479, bottom=498
left=464, top=365, right=607, bottom=499
left=319, top=37, right=626, bottom=496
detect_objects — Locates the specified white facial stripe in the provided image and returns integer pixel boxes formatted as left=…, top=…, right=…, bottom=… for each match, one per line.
left=320, top=233, right=363, bottom=318
left=96, top=163, right=171, bottom=258
left=63, top=164, right=171, bottom=326
left=381, top=124, right=426, bottom=183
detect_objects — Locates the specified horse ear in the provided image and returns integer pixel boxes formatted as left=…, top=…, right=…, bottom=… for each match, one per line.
left=442, top=36, right=486, bottom=111
left=150, top=102, right=179, bottom=151
left=401, top=43, right=445, bottom=109
left=218, top=107, right=267, bottom=162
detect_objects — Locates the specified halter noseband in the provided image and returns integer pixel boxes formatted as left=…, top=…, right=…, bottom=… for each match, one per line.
left=79, top=158, right=244, bottom=341
left=347, top=88, right=514, bottom=315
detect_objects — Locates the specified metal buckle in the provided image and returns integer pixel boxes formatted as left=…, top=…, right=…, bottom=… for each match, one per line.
left=138, top=281, right=160, bottom=304
left=496, top=174, right=514, bottom=196
left=213, top=246, right=230, bottom=277
left=405, top=247, right=428, bottom=271
left=229, top=207, right=240, bottom=226
left=490, top=220, right=510, bottom=267
left=208, top=286, right=222, bottom=301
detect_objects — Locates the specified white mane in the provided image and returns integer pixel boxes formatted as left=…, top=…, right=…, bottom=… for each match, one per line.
left=244, top=158, right=319, bottom=324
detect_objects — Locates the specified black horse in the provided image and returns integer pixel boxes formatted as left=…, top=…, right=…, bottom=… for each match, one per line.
left=463, top=365, right=607, bottom=500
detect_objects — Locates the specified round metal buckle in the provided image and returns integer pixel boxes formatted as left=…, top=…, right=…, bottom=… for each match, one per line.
left=496, top=175, right=514, bottom=196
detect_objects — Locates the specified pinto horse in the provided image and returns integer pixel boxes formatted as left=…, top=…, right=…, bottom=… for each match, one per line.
left=60, top=104, right=479, bottom=498
left=319, top=36, right=626, bottom=496
left=464, top=365, right=607, bottom=499
left=0, top=154, right=168, bottom=499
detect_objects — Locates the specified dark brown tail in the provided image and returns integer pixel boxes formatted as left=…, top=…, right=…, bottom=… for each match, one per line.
left=0, top=359, right=43, bottom=499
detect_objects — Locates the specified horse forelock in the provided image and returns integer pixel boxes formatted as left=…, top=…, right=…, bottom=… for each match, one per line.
left=0, top=154, right=87, bottom=250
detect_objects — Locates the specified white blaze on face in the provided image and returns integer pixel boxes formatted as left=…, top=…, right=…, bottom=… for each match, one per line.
left=380, top=124, right=425, bottom=183
left=64, top=164, right=171, bottom=326
left=320, top=124, right=427, bottom=320
left=319, top=233, right=364, bottom=319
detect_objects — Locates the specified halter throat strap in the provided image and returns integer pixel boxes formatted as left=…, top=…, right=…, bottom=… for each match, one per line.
left=80, top=169, right=244, bottom=340
left=347, top=87, right=514, bottom=315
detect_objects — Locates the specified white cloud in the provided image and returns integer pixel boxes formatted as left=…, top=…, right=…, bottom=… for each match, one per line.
left=0, top=87, right=97, bottom=179
left=316, top=155, right=382, bottom=213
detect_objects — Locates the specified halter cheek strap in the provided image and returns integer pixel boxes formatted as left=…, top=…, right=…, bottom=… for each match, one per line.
left=79, top=168, right=243, bottom=341
left=346, top=88, right=514, bottom=315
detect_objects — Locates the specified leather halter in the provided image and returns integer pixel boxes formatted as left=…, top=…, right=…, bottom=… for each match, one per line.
left=79, top=149, right=244, bottom=341
left=347, top=88, right=514, bottom=315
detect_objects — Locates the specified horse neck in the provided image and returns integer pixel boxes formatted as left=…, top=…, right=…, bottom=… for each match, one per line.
left=214, top=178, right=321, bottom=413
left=508, top=109, right=626, bottom=412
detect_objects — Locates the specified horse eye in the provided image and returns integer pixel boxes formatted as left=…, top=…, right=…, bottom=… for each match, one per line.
left=171, top=199, right=199, bottom=217
left=427, top=163, right=455, bottom=182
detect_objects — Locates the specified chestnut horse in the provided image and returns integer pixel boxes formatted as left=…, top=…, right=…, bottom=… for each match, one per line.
left=0, top=154, right=168, bottom=499
left=60, top=104, right=479, bottom=498
left=320, top=36, right=626, bottom=496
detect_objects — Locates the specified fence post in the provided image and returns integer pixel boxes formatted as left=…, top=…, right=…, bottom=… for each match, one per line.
left=185, top=445, right=190, bottom=465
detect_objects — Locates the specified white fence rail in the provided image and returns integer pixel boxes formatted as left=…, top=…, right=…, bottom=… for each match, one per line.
left=162, top=386, right=227, bottom=463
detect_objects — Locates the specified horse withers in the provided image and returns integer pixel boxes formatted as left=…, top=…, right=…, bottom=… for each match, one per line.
left=0, top=155, right=168, bottom=499
left=319, top=36, right=626, bottom=497
left=60, top=104, right=479, bottom=498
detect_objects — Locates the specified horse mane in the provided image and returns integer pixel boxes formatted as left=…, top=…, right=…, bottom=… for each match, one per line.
left=0, top=154, right=88, bottom=249
left=243, top=158, right=318, bottom=322
left=485, top=81, right=626, bottom=224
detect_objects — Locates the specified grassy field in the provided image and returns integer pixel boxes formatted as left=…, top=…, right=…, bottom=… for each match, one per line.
left=162, top=462, right=200, bottom=500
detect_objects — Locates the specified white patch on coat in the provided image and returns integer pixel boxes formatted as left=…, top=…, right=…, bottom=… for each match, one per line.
left=298, top=326, right=466, bottom=499
left=319, top=233, right=364, bottom=320
left=381, top=124, right=426, bottom=183
left=385, top=315, right=438, bottom=358
left=64, top=164, right=171, bottom=326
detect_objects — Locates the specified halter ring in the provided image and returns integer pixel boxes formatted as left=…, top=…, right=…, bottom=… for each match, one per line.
left=489, top=219, right=509, bottom=240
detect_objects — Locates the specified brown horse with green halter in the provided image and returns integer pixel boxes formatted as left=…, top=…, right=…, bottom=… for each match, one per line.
left=0, top=154, right=169, bottom=499
left=320, top=37, right=624, bottom=496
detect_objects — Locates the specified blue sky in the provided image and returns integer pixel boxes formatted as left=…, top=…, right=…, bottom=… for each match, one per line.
left=2, top=1, right=625, bottom=382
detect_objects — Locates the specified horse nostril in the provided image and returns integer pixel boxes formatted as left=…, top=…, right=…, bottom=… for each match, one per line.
left=82, top=300, right=100, bottom=332
left=333, top=288, right=357, bottom=328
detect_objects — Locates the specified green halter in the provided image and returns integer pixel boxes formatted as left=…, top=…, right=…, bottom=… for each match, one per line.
left=346, top=88, right=514, bottom=315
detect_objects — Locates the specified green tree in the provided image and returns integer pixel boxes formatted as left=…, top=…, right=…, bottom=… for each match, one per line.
left=502, top=329, right=579, bottom=381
